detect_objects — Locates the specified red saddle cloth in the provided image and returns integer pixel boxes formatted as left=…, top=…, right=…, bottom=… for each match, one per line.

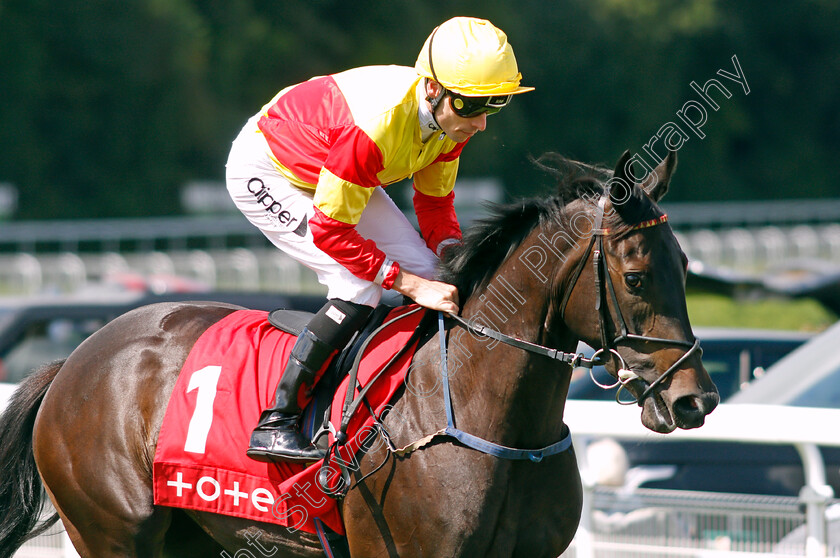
left=152, top=305, right=425, bottom=535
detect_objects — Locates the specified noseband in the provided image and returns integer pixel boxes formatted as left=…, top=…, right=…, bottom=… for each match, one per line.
left=450, top=189, right=701, bottom=406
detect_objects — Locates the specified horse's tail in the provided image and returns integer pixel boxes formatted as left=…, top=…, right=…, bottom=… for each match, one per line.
left=0, top=360, right=64, bottom=558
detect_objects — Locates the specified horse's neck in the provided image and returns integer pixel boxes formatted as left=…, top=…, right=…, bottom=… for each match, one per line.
left=444, top=226, right=580, bottom=448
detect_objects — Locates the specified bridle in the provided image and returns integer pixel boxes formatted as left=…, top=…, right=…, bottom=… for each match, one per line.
left=451, top=188, right=701, bottom=406
left=558, top=189, right=701, bottom=404
left=319, top=189, right=703, bottom=476
left=319, top=189, right=704, bottom=474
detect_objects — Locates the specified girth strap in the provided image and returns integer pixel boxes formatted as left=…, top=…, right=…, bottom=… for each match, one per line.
left=316, top=306, right=432, bottom=499
left=334, top=305, right=429, bottom=443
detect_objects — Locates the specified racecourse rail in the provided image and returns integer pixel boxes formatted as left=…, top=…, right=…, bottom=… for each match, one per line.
left=565, top=401, right=840, bottom=558
left=2, top=197, right=840, bottom=251
left=1, top=201, right=840, bottom=297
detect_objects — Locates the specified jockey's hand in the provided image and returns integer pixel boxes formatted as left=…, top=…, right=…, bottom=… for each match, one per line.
left=392, top=270, right=459, bottom=314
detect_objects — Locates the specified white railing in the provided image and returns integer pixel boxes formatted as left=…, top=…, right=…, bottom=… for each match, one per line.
left=13, top=523, right=78, bottom=558
left=565, top=401, right=840, bottom=558
left=0, top=248, right=322, bottom=296
left=1, top=216, right=839, bottom=291
left=675, top=223, right=840, bottom=272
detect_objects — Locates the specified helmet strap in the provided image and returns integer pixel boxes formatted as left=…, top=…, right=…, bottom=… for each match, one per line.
left=419, top=80, right=443, bottom=140
left=425, top=25, right=446, bottom=124
left=426, top=79, right=446, bottom=111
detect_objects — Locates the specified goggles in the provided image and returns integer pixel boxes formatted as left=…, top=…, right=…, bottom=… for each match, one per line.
left=447, top=91, right=512, bottom=118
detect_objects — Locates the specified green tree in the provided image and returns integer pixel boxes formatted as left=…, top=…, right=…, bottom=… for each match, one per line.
left=0, top=0, right=838, bottom=219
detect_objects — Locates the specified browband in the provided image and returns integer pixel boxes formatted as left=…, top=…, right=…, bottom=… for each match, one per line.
left=594, top=213, right=668, bottom=236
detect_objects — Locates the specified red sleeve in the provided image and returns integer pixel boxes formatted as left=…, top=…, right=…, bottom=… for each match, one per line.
left=309, top=207, right=400, bottom=289
left=412, top=187, right=462, bottom=255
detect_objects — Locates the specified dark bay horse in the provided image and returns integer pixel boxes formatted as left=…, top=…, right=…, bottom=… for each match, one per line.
left=0, top=151, right=718, bottom=558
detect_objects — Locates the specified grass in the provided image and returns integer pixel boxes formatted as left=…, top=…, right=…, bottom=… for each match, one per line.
left=686, top=293, right=837, bottom=332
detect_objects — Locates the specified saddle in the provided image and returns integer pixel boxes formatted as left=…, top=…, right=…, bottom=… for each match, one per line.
left=267, top=304, right=428, bottom=452
left=153, top=302, right=431, bottom=545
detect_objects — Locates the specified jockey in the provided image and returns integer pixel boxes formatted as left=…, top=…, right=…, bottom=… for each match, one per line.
left=226, top=16, right=533, bottom=463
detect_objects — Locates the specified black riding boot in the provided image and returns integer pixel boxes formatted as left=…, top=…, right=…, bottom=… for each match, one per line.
left=247, top=299, right=372, bottom=463
left=247, top=328, right=333, bottom=463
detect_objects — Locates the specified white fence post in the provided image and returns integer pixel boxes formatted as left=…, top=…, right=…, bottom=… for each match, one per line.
left=795, top=443, right=834, bottom=558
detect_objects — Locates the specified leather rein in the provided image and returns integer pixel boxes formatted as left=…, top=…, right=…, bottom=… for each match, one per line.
left=441, top=189, right=702, bottom=450
left=322, top=190, right=703, bottom=489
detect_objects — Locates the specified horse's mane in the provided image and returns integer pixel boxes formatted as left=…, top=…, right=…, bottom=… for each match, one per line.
left=438, top=154, right=627, bottom=301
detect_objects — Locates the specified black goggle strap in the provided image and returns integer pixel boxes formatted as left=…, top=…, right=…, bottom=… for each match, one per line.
left=426, top=26, right=446, bottom=112
left=429, top=85, right=446, bottom=113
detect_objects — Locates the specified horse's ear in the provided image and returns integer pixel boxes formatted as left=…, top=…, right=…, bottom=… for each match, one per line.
left=609, top=150, right=636, bottom=208
left=640, top=150, right=677, bottom=202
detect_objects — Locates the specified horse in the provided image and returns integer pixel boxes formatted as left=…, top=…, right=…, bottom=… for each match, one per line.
left=0, top=150, right=718, bottom=558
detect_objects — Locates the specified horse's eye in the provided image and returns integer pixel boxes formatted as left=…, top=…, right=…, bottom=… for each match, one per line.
left=625, top=273, right=643, bottom=289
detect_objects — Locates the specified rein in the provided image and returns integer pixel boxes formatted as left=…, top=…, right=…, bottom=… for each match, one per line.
left=324, top=188, right=702, bottom=493
left=391, top=189, right=700, bottom=462
left=445, top=312, right=608, bottom=369
left=443, top=190, right=699, bottom=410
left=413, top=189, right=701, bottom=463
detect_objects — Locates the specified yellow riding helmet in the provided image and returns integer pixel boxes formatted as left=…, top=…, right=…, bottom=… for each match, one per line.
left=415, top=17, right=534, bottom=97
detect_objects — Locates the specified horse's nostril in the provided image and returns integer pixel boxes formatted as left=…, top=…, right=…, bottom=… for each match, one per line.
left=675, top=396, right=697, bottom=414
left=673, top=395, right=707, bottom=427
left=673, top=392, right=719, bottom=430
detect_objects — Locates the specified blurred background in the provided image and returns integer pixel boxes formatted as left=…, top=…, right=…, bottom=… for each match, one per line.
left=0, top=0, right=839, bottom=326
left=3, top=0, right=839, bottom=215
